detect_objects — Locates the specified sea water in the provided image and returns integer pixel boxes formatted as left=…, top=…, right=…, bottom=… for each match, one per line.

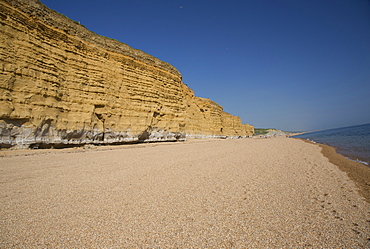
left=293, top=123, right=370, bottom=166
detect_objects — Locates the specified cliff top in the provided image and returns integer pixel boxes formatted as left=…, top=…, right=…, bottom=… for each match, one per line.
left=2, top=0, right=182, bottom=77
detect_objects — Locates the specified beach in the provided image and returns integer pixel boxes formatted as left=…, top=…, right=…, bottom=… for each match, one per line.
left=1, top=137, right=369, bottom=248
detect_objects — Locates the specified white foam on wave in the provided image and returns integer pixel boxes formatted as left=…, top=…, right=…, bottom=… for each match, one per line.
left=354, top=159, right=369, bottom=166
left=306, top=138, right=316, bottom=143
left=343, top=156, right=369, bottom=166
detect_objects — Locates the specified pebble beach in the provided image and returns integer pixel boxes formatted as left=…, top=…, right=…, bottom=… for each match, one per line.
left=1, top=137, right=369, bottom=248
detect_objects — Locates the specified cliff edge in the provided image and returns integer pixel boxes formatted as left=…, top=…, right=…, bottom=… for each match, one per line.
left=0, top=0, right=254, bottom=149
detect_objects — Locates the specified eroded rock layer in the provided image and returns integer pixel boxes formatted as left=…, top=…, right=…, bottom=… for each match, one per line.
left=0, top=0, right=254, bottom=148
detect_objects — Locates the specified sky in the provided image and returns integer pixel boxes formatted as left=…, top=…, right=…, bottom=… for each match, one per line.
left=39, top=0, right=370, bottom=131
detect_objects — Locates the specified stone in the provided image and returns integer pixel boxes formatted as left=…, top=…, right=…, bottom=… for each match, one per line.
left=0, top=0, right=254, bottom=149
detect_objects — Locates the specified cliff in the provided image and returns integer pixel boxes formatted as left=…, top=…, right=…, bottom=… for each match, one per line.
left=0, top=0, right=254, bottom=149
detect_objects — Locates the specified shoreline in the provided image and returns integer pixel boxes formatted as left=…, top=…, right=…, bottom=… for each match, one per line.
left=297, top=138, right=370, bottom=203
left=299, top=138, right=370, bottom=166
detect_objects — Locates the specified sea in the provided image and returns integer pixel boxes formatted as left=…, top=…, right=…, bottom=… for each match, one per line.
left=293, top=123, right=370, bottom=166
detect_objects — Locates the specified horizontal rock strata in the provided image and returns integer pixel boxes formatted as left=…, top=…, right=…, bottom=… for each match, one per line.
left=0, top=0, right=254, bottom=149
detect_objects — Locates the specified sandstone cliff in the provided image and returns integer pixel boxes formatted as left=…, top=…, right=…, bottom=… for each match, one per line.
left=0, top=0, right=254, bottom=149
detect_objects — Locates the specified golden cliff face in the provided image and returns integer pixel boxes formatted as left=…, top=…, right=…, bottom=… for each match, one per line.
left=0, top=0, right=254, bottom=148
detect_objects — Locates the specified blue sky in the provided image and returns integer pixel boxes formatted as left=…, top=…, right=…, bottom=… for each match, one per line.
left=40, top=0, right=370, bottom=131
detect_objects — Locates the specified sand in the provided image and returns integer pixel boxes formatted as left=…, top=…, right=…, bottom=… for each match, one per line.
left=1, top=137, right=369, bottom=248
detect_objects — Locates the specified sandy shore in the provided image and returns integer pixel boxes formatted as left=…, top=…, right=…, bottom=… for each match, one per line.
left=1, top=137, right=369, bottom=248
